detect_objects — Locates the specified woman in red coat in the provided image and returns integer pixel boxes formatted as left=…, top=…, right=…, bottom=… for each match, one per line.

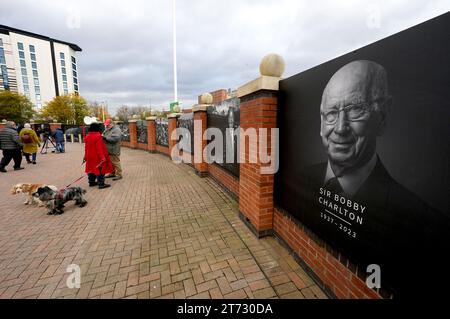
left=84, top=123, right=113, bottom=189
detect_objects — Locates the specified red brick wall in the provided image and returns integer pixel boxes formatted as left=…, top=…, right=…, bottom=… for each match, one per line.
left=198, top=89, right=229, bottom=104
left=129, top=122, right=137, bottom=148
left=168, top=117, right=177, bottom=158
left=137, top=143, right=147, bottom=150
left=156, top=145, right=170, bottom=156
left=193, top=111, right=208, bottom=176
left=273, top=208, right=382, bottom=299
left=239, top=92, right=277, bottom=235
left=208, top=164, right=239, bottom=198
left=147, top=120, right=156, bottom=152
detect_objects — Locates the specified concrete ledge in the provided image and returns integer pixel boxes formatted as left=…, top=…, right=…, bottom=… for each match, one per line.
left=145, top=116, right=157, bottom=121
left=237, top=75, right=281, bottom=98
left=128, top=120, right=138, bottom=123
left=192, top=104, right=211, bottom=112
left=238, top=211, right=273, bottom=238
left=167, top=113, right=182, bottom=119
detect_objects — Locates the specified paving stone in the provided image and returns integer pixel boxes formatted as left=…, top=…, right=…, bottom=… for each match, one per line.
left=0, top=144, right=324, bottom=300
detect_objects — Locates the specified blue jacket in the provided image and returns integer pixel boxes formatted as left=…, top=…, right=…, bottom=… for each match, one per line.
left=54, top=129, right=64, bottom=142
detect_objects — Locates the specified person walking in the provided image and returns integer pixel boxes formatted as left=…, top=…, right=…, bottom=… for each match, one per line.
left=0, top=121, right=24, bottom=172
left=19, top=123, right=41, bottom=164
left=53, top=127, right=65, bottom=153
left=84, top=122, right=113, bottom=189
left=102, top=119, right=123, bottom=181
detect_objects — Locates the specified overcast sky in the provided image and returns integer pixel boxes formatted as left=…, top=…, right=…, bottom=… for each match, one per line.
left=1, top=0, right=448, bottom=114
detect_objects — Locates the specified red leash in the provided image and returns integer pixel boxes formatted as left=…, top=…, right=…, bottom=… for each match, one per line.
left=61, top=159, right=105, bottom=190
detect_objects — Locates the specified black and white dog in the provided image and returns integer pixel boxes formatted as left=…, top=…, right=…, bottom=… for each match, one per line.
left=32, top=186, right=87, bottom=215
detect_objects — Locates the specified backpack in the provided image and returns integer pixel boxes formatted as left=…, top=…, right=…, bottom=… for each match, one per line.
left=21, top=132, right=32, bottom=144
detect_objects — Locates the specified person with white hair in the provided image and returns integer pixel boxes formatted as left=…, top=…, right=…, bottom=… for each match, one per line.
left=19, top=123, right=41, bottom=164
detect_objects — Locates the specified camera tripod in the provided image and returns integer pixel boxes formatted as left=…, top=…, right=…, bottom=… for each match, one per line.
left=40, top=135, right=57, bottom=154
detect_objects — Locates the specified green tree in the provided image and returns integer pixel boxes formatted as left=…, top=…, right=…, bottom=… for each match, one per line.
left=41, top=94, right=90, bottom=124
left=0, top=90, right=35, bottom=123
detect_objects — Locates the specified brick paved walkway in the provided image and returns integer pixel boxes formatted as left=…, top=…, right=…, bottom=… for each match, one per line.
left=0, top=143, right=327, bottom=299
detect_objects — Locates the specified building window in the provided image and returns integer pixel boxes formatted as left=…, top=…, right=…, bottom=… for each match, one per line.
left=73, top=77, right=77, bottom=84
left=20, top=60, right=26, bottom=67
left=72, top=63, right=77, bottom=71
left=73, top=70, right=77, bottom=77
left=62, top=67, right=66, bottom=74
left=24, top=84, right=29, bottom=92
left=32, top=70, right=38, bottom=77
left=71, top=56, right=76, bottom=63
left=37, top=102, right=41, bottom=108
left=17, top=42, right=24, bottom=50
left=29, top=45, right=35, bottom=53
left=61, top=60, right=65, bottom=67
left=1, top=65, right=9, bottom=90
left=60, top=52, right=65, bottom=59
left=62, top=74, right=67, bottom=82
left=0, top=38, right=3, bottom=46
left=34, top=78, right=39, bottom=86
left=0, top=48, right=5, bottom=64
left=21, top=68, right=27, bottom=75
left=34, top=86, right=40, bottom=94
left=19, top=51, right=25, bottom=59
left=36, top=94, right=41, bottom=101
left=22, top=76, right=28, bottom=84
left=74, top=84, right=78, bottom=91
left=30, top=53, right=36, bottom=61
left=32, top=61, right=37, bottom=69
left=63, top=82, right=68, bottom=89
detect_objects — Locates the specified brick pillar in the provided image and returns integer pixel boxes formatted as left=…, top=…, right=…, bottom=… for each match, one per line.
left=193, top=105, right=209, bottom=177
left=128, top=120, right=138, bottom=149
left=49, top=122, right=61, bottom=132
left=168, top=113, right=179, bottom=158
left=237, top=75, right=281, bottom=238
left=146, top=117, right=157, bottom=153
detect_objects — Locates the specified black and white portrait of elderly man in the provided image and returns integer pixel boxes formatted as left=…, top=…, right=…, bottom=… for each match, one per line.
left=298, top=60, right=449, bottom=297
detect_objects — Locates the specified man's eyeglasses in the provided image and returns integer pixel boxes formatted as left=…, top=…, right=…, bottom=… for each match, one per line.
left=321, top=102, right=373, bottom=125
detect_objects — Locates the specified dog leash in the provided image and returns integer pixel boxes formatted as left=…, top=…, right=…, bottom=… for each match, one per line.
left=61, top=160, right=105, bottom=190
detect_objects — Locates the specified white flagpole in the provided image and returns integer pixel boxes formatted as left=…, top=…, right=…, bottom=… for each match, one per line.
left=172, top=0, right=178, bottom=105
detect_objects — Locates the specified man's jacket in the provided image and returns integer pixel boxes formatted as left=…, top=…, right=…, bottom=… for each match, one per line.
left=102, top=125, right=122, bottom=156
left=0, top=127, right=23, bottom=150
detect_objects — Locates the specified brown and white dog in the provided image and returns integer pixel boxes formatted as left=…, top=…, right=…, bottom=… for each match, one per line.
left=11, top=183, right=58, bottom=207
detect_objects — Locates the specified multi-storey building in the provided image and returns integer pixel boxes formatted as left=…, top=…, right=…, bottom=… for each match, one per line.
left=0, top=25, right=82, bottom=110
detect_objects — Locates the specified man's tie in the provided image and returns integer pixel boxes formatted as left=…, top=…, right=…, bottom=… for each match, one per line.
left=324, top=177, right=344, bottom=195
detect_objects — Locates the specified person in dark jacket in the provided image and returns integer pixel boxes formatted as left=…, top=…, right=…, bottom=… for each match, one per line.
left=0, top=121, right=24, bottom=172
left=53, top=128, right=65, bottom=153
left=102, top=119, right=123, bottom=180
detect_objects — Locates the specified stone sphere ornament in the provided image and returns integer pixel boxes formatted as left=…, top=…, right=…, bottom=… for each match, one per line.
left=259, top=53, right=285, bottom=77
left=200, top=93, right=213, bottom=105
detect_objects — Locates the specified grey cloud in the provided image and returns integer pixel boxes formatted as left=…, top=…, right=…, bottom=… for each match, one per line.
left=1, top=0, right=448, bottom=114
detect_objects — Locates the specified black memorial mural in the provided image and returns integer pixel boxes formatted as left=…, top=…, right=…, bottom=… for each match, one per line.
left=207, top=97, right=240, bottom=177
left=177, top=113, right=194, bottom=154
left=136, top=120, right=148, bottom=144
left=156, top=118, right=168, bottom=147
left=275, top=13, right=450, bottom=297
left=118, top=123, right=130, bottom=142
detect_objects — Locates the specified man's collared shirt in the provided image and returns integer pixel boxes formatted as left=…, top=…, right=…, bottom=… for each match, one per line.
left=324, top=154, right=377, bottom=197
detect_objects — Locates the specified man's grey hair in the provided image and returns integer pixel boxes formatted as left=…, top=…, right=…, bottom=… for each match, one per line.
left=5, top=121, right=15, bottom=128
